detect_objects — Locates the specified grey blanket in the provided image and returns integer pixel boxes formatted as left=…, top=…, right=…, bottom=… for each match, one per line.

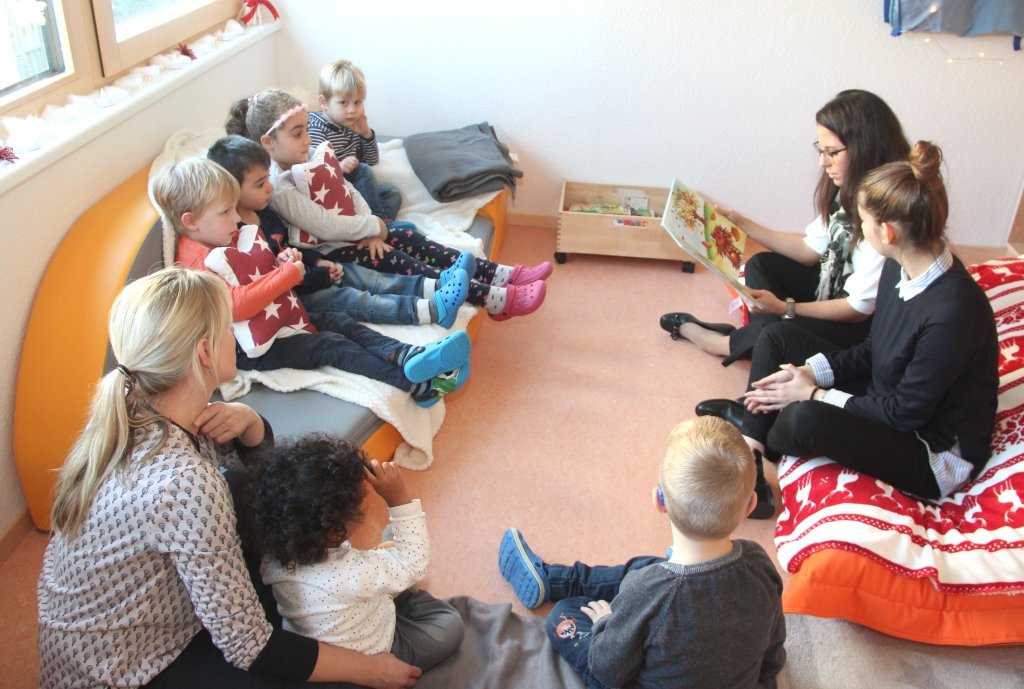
left=417, top=596, right=586, bottom=689
left=404, top=123, right=523, bottom=203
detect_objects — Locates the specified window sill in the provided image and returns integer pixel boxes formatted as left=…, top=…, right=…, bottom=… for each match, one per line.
left=0, top=21, right=280, bottom=197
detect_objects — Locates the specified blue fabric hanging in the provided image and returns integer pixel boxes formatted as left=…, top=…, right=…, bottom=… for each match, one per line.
left=885, top=0, right=1024, bottom=39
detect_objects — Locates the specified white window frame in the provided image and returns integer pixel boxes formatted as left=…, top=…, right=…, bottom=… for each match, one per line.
left=89, top=0, right=239, bottom=76
left=0, top=0, right=239, bottom=118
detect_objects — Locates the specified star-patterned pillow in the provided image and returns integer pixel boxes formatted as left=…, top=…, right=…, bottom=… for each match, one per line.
left=204, top=224, right=316, bottom=358
left=288, top=140, right=356, bottom=248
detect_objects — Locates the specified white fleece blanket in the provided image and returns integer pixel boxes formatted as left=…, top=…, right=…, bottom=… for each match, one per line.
left=374, top=138, right=498, bottom=257
left=219, top=306, right=478, bottom=470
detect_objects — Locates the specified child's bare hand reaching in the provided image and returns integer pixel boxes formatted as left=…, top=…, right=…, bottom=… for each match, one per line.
left=364, top=459, right=412, bottom=507
left=339, top=155, right=360, bottom=174
left=317, top=258, right=343, bottom=283
left=357, top=236, right=392, bottom=261
left=581, top=599, right=612, bottom=624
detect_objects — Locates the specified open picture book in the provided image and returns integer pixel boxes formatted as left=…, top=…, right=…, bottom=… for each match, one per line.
left=661, top=178, right=757, bottom=306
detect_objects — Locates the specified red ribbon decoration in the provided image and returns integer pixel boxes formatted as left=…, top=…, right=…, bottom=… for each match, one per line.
left=0, top=146, right=17, bottom=164
left=239, top=0, right=279, bottom=24
left=177, top=43, right=196, bottom=60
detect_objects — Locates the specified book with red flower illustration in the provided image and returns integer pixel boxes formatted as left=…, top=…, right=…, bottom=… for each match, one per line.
left=660, top=178, right=757, bottom=306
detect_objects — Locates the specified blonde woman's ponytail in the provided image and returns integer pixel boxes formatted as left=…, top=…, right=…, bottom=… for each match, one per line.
left=50, top=268, right=231, bottom=537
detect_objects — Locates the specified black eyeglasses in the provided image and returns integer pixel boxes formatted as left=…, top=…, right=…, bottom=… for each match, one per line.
left=813, top=142, right=847, bottom=162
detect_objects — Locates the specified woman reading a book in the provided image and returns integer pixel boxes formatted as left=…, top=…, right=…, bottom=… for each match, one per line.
left=709, top=142, right=997, bottom=510
left=661, top=89, right=910, bottom=367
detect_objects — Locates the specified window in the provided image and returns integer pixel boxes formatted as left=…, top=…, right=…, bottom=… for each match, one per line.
left=0, top=0, right=65, bottom=98
left=91, top=0, right=238, bottom=76
left=0, top=0, right=238, bottom=118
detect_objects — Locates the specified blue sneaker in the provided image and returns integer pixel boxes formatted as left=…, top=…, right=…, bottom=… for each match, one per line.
left=403, top=331, right=471, bottom=383
left=413, top=359, right=471, bottom=408
left=433, top=268, right=469, bottom=329
left=440, top=252, right=477, bottom=288
left=498, top=528, right=549, bottom=609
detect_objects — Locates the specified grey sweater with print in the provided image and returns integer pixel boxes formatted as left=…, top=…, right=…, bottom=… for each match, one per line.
left=589, top=540, right=786, bottom=689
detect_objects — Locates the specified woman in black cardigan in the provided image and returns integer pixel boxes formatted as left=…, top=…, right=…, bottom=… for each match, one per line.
left=701, top=141, right=998, bottom=506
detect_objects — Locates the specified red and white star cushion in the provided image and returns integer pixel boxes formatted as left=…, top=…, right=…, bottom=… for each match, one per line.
left=204, top=224, right=316, bottom=358
left=288, top=141, right=356, bottom=248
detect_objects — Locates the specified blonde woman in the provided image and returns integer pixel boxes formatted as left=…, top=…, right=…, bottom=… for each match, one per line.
left=37, top=268, right=421, bottom=689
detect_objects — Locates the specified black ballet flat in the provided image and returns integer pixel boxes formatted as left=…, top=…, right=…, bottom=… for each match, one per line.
left=695, top=398, right=745, bottom=430
left=659, top=312, right=736, bottom=340
left=749, top=451, right=777, bottom=520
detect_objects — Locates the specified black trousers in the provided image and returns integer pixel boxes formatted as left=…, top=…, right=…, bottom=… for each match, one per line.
left=725, top=252, right=871, bottom=365
left=742, top=320, right=941, bottom=499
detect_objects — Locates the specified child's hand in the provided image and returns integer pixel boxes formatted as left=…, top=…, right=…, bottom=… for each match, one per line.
left=339, top=155, right=360, bottom=174
left=277, top=247, right=302, bottom=265
left=287, top=257, right=307, bottom=281
left=194, top=402, right=264, bottom=446
left=357, top=236, right=392, bottom=261
left=350, top=112, right=372, bottom=138
left=317, top=258, right=343, bottom=283
left=581, top=600, right=612, bottom=624
left=364, top=459, right=412, bottom=508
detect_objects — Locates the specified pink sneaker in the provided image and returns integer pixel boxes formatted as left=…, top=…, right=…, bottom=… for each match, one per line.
left=507, top=261, right=553, bottom=286
left=489, top=280, right=547, bottom=321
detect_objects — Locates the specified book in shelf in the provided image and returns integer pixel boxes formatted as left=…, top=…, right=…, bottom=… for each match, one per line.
left=660, top=178, right=757, bottom=305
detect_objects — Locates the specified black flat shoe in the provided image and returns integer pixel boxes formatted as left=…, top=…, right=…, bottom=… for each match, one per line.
left=659, top=312, right=736, bottom=340
left=695, top=398, right=745, bottom=430
left=749, top=451, right=777, bottom=520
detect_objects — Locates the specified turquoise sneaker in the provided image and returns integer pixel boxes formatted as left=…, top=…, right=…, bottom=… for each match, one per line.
left=403, top=330, right=470, bottom=383
left=498, top=528, right=550, bottom=609
left=413, top=359, right=471, bottom=408
left=433, top=268, right=469, bottom=329
left=440, top=252, right=477, bottom=287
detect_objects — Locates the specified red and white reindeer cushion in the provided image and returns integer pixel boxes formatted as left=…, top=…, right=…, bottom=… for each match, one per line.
left=288, top=141, right=357, bottom=249
left=204, top=224, right=316, bottom=357
left=774, top=256, right=1024, bottom=644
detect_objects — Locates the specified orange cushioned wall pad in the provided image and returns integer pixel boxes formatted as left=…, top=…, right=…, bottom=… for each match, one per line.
left=14, top=167, right=157, bottom=531
left=15, top=180, right=508, bottom=531
left=783, top=550, right=1024, bottom=646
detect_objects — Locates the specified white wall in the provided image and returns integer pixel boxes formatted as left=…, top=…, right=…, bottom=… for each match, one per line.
left=0, top=37, right=275, bottom=535
left=274, top=0, right=1024, bottom=247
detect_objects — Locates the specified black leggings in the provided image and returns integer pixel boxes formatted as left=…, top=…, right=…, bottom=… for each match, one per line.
left=725, top=252, right=871, bottom=365
left=742, top=319, right=941, bottom=499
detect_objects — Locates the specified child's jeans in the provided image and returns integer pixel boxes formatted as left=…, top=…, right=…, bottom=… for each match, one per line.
left=545, top=556, right=663, bottom=689
left=347, top=163, right=401, bottom=220
left=235, top=311, right=412, bottom=391
left=325, top=221, right=499, bottom=307
left=301, top=262, right=425, bottom=325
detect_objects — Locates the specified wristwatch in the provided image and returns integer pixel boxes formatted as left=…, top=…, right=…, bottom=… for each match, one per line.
left=783, top=298, right=796, bottom=320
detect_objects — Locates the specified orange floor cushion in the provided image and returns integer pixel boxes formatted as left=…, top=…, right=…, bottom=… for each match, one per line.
left=775, top=256, right=1024, bottom=646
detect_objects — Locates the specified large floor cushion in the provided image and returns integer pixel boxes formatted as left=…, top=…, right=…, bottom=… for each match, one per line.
left=774, top=255, right=1024, bottom=645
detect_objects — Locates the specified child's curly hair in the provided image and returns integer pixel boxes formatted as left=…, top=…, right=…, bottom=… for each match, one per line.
left=243, top=434, right=368, bottom=570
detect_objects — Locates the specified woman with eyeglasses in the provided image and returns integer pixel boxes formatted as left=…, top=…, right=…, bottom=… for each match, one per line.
left=661, top=89, right=911, bottom=367
left=724, top=142, right=997, bottom=506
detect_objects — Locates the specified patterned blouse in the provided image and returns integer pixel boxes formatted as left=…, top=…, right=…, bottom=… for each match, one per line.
left=37, top=421, right=273, bottom=689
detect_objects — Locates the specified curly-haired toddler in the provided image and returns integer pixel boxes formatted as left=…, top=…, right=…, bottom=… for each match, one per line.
left=248, top=434, right=463, bottom=671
